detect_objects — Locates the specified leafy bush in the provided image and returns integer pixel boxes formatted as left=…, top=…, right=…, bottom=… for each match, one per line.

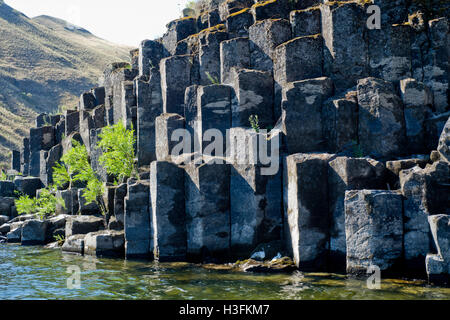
left=0, top=171, right=7, bottom=181
left=58, top=139, right=106, bottom=214
left=15, top=195, right=38, bottom=216
left=15, top=186, right=64, bottom=220
left=97, top=121, right=137, bottom=183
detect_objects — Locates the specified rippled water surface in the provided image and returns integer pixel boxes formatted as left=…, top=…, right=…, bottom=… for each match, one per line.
left=0, top=245, right=449, bottom=300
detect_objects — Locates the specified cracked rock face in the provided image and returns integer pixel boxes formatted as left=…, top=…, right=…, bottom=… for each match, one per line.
left=438, top=116, right=450, bottom=163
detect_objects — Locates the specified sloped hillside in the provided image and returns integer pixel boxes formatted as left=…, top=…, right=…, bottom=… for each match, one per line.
left=0, top=1, right=131, bottom=167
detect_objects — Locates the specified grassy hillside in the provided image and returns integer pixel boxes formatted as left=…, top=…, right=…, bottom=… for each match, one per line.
left=0, top=1, right=132, bottom=168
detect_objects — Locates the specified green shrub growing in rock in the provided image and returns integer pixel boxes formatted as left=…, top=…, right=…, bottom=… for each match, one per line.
left=97, top=121, right=137, bottom=183
left=15, top=186, right=63, bottom=220
left=56, top=139, right=106, bottom=215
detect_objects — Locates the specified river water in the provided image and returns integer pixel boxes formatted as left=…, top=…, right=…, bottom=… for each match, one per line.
left=0, top=244, right=449, bottom=300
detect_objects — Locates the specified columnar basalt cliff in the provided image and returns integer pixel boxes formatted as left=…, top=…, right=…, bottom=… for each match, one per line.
left=1, top=0, right=450, bottom=285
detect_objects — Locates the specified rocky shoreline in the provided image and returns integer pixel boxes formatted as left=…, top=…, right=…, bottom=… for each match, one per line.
left=1, top=0, right=449, bottom=287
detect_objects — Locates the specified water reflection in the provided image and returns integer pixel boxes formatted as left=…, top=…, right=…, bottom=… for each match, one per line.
left=0, top=245, right=449, bottom=300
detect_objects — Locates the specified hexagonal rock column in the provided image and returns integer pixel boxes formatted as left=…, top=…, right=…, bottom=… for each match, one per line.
left=274, top=35, right=323, bottom=114
left=84, top=230, right=125, bottom=257
left=399, top=78, right=433, bottom=155
left=0, top=181, right=15, bottom=197
left=399, top=166, right=432, bottom=275
left=161, top=55, right=195, bottom=116
left=62, top=235, right=85, bottom=255
left=321, top=2, right=368, bottom=93
left=426, top=215, right=450, bottom=286
left=21, top=137, right=30, bottom=176
left=138, top=40, right=167, bottom=77
left=345, top=190, right=403, bottom=276
left=30, top=126, right=55, bottom=154
left=231, top=163, right=282, bottom=260
left=249, top=19, right=291, bottom=72
left=79, top=92, right=97, bottom=111
left=226, top=8, right=253, bottom=38
left=185, top=160, right=231, bottom=262
left=199, top=28, right=228, bottom=86
left=218, top=0, right=254, bottom=21
left=56, top=189, right=79, bottom=215
left=251, top=0, right=290, bottom=21
left=220, top=37, right=251, bottom=85
left=425, top=18, right=449, bottom=113
left=21, top=219, right=47, bottom=245
left=197, top=85, right=232, bottom=156
left=80, top=106, right=107, bottom=154
left=162, top=18, right=197, bottom=55
left=231, top=68, right=274, bottom=128
left=15, top=177, right=43, bottom=198
left=65, top=216, right=104, bottom=238
left=368, top=24, right=411, bottom=82
left=438, top=116, right=450, bottom=163
left=11, top=150, right=20, bottom=172
left=136, top=71, right=163, bottom=167
left=357, top=77, right=406, bottom=159
left=328, top=157, right=387, bottom=272
left=321, top=90, right=358, bottom=153
left=64, top=110, right=80, bottom=137
left=284, top=153, right=335, bottom=271
left=281, top=77, right=334, bottom=154
left=124, top=180, right=152, bottom=259
left=290, top=7, right=321, bottom=38
left=155, top=114, right=186, bottom=162
left=151, top=161, right=186, bottom=262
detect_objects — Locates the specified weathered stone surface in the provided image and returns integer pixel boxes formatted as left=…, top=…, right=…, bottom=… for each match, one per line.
left=0, top=181, right=15, bottom=197
left=368, top=24, right=411, bottom=82
left=345, top=190, right=403, bottom=276
left=184, top=85, right=200, bottom=150
left=274, top=35, right=323, bottom=114
left=400, top=78, right=434, bottom=154
left=89, top=129, right=109, bottom=183
left=136, top=72, right=163, bottom=166
left=251, top=0, right=290, bottom=21
left=0, top=215, right=9, bottom=226
left=284, top=153, right=335, bottom=271
left=357, top=77, right=406, bottom=159
left=11, top=150, right=20, bottom=172
left=0, top=200, right=13, bottom=222
left=113, top=183, right=127, bottom=226
left=199, top=28, right=228, bottom=86
left=40, top=144, right=62, bottom=187
left=62, top=234, right=85, bottom=255
left=426, top=214, right=450, bottom=285
left=77, top=189, right=101, bottom=216
left=64, top=110, right=80, bottom=137
left=281, top=77, right=334, bottom=154
left=322, top=90, right=358, bottom=153
left=290, top=8, right=321, bottom=38
left=226, top=8, right=253, bottom=38
left=162, top=18, right=197, bottom=55
left=220, top=37, right=251, bottom=85
left=7, top=224, right=22, bottom=243
left=425, top=18, right=449, bottom=113
left=231, top=68, right=274, bottom=128
left=65, top=216, right=104, bottom=238
left=56, top=189, right=79, bottom=215
left=328, top=157, right=387, bottom=271
left=20, top=137, right=30, bottom=176
left=198, top=85, right=232, bottom=155
left=139, top=40, right=167, bottom=77
left=399, top=165, right=432, bottom=274
left=84, top=230, right=125, bottom=257
left=231, top=164, right=283, bottom=259
left=79, top=92, right=97, bottom=111
left=321, top=2, right=368, bottom=92
left=155, top=113, right=186, bottom=162
left=425, top=112, right=450, bottom=152
left=249, top=19, right=291, bottom=72
left=124, top=180, right=151, bottom=259
left=151, top=161, right=186, bottom=261
left=45, top=214, right=69, bottom=243
left=30, top=126, right=55, bottom=153
left=21, top=219, right=47, bottom=245
left=438, top=116, right=450, bottom=162
left=161, top=55, right=195, bottom=115
left=219, top=0, right=253, bottom=21
left=185, top=160, right=231, bottom=262
left=91, top=87, right=105, bottom=107
left=387, top=158, right=429, bottom=178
